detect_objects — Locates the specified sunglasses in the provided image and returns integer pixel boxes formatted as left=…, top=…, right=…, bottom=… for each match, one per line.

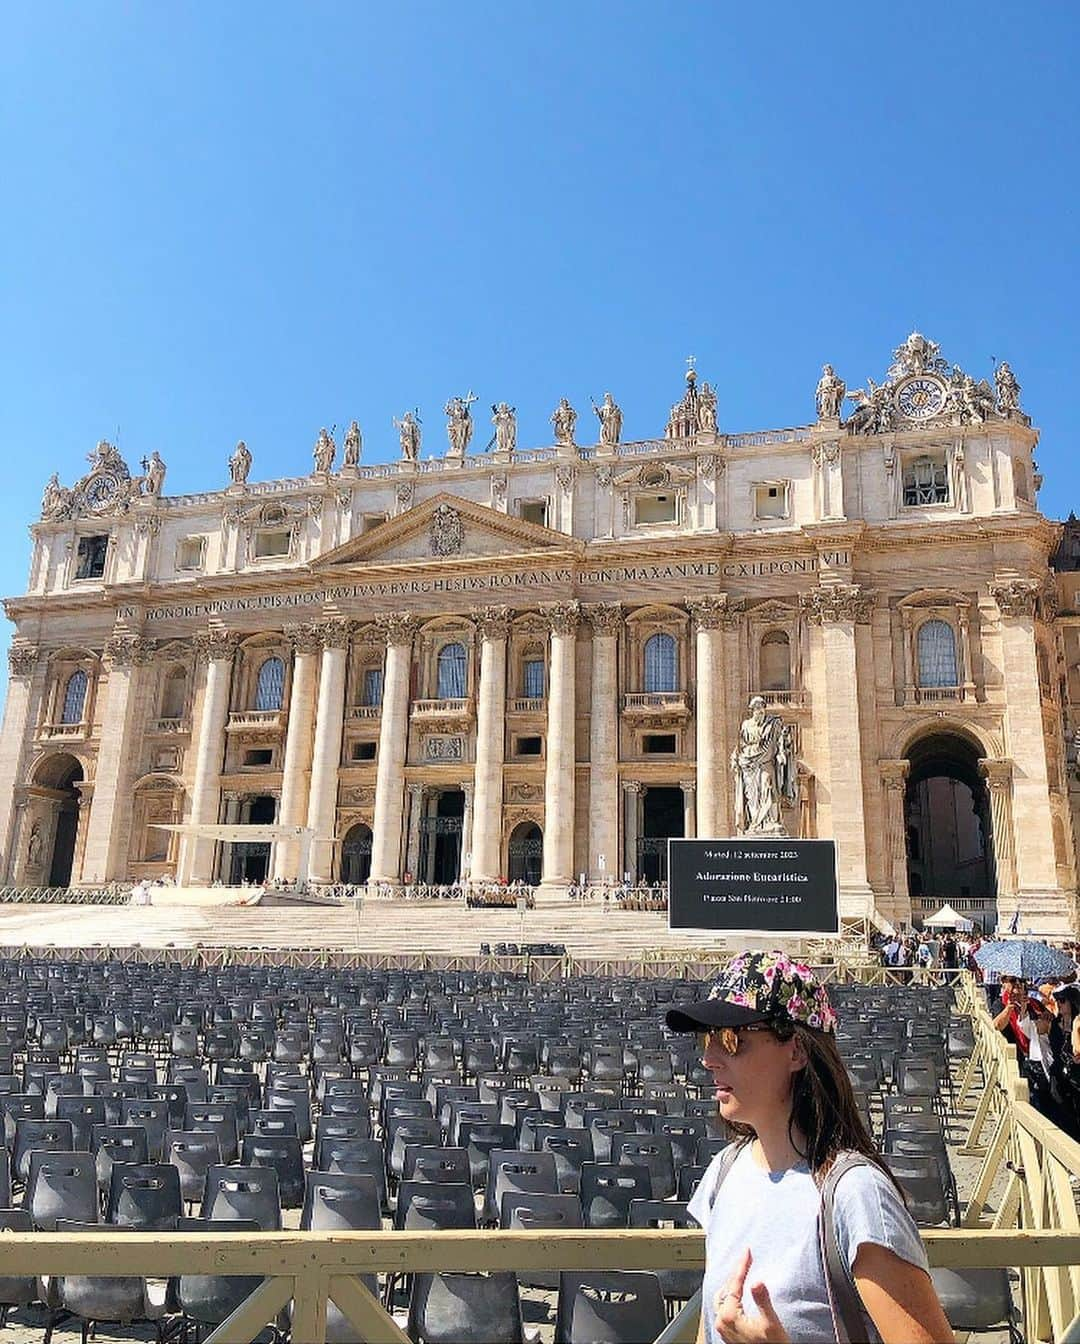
left=699, top=1024, right=779, bottom=1057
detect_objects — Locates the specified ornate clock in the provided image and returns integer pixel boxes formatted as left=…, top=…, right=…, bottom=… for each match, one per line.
left=82, top=473, right=123, bottom=514
left=895, top=376, right=946, bottom=422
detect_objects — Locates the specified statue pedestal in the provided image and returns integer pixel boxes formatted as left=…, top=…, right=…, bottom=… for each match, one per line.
left=339, top=466, right=359, bottom=480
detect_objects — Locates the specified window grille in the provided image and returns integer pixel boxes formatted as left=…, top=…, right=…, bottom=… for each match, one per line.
left=363, top=667, right=383, bottom=707
left=60, top=670, right=88, bottom=725
left=643, top=633, right=677, bottom=693
left=254, top=656, right=286, bottom=711
left=916, top=620, right=958, bottom=688
left=522, top=659, right=545, bottom=698
left=903, top=456, right=949, bottom=506
left=436, top=643, right=467, bottom=699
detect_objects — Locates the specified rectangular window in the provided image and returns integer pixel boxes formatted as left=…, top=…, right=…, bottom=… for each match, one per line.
left=254, top=530, right=291, bottom=558
left=643, top=733, right=677, bottom=754
left=519, top=499, right=548, bottom=528
left=515, top=735, right=543, bottom=757
left=634, top=494, right=678, bottom=525
left=363, top=667, right=383, bottom=707
left=242, top=748, right=274, bottom=767
left=350, top=741, right=377, bottom=762
left=176, top=537, right=206, bottom=571
left=362, top=513, right=388, bottom=533
left=902, top=456, right=949, bottom=507
left=74, top=535, right=108, bottom=580
left=522, top=659, right=545, bottom=699
left=753, top=483, right=789, bottom=520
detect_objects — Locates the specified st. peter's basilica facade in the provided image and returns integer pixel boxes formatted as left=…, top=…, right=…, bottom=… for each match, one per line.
left=2, top=334, right=1075, bottom=935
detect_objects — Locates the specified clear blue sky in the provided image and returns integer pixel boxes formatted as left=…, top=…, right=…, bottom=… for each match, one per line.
left=2, top=4, right=1078, bottom=649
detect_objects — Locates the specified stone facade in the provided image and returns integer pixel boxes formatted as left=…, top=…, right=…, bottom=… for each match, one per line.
left=3, top=337, right=1075, bottom=934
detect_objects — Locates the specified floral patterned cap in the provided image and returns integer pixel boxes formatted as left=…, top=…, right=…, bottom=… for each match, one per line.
left=665, top=949, right=838, bottom=1035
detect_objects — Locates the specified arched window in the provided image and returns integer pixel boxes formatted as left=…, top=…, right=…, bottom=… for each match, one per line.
left=436, top=643, right=467, bottom=699
left=60, top=669, right=88, bottom=725
left=254, top=656, right=286, bottom=711
left=916, top=620, right=958, bottom=688
left=643, top=632, right=677, bottom=694
left=522, top=658, right=545, bottom=699
left=759, top=630, right=792, bottom=692
left=160, top=666, right=187, bottom=720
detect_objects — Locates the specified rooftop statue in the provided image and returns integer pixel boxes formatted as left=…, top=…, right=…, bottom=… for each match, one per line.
left=888, top=331, right=949, bottom=379
left=40, top=472, right=74, bottom=521
left=593, top=391, right=622, bottom=446
left=551, top=397, right=577, bottom=446
left=229, top=440, right=252, bottom=485
left=815, top=364, right=846, bottom=420
left=698, top=381, right=718, bottom=433
left=492, top=402, right=517, bottom=454
left=995, top=360, right=1021, bottom=414
left=313, top=427, right=336, bottom=474
left=444, top=393, right=476, bottom=456
left=845, top=378, right=893, bottom=435
left=394, top=410, right=421, bottom=462
left=342, top=420, right=362, bottom=467
left=141, top=451, right=166, bottom=497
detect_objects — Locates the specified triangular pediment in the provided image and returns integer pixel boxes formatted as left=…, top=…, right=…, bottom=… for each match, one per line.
left=312, top=492, right=583, bottom=570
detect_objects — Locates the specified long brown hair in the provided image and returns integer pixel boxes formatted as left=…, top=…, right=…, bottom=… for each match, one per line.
left=725, top=1021, right=903, bottom=1194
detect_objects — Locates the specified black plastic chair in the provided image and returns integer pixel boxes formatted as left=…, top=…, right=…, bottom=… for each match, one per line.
left=318, top=1137, right=389, bottom=1210
left=408, top=1271, right=524, bottom=1344
left=26, top=1150, right=99, bottom=1230
left=48, top=1220, right=169, bottom=1344
left=241, top=1132, right=306, bottom=1209
left=176, top=1215, right=264, bottom=1340
left=629, top=1199, right=701, bottom=1301
left=166, top=1128, right=223, bottom=1207
left=579, top=1162, right=652, bottom=1229
left=203, top=1164, right=282, bottom=1230
left=931, top=1267, right=1022, bottom=1343
left=613, top=1134, right=676, bottom=1201
left=403, top=1145, right=470, bottom=1185
left=186, top=1100, right=239, bottom=1165
left=107, top=1162, right=182, bottom=1230
left=502, top=1192, right=583, bottom=1284
left=0, top=1208, right=36, bottom=1326
left=13, top=1117, right=75, bottom=1184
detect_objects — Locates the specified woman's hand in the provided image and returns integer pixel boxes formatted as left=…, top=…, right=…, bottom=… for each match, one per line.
left=713, top=1248, right=789, bottom=1343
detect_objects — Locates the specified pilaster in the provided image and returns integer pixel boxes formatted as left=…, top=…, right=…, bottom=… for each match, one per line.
left=271, top=624, right=321, bottom=881
left=585, top=603, right=620, bottom=883
left=305, top=620, right=352, bottom=883
left=469, top=606, right=510, bottom=883
left=177, top=629, right=238, bottom=884
left=539, top=601, right=579, bottom=895
left=368, top=614, right=417, bottom=886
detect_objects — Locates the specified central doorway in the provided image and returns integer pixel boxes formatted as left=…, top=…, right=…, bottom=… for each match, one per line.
left=420, top=790, right=465, bottom=885
left=340, top=823, right=373, bottom=885
left=507, top=821, right=543, bottom=885
left=31, top=755, right=84, bottom=889
left=228, top=795, right=276, bottom=884
left=904, top=732, right=996, bottom=931
left=638, top=786, right=685, bottom=884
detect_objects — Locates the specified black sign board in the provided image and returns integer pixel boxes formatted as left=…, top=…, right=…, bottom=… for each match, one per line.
left=668, top=838, right=839, bottom=935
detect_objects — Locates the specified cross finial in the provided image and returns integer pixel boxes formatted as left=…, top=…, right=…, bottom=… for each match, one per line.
left=686, top=354, right=696, bottom=372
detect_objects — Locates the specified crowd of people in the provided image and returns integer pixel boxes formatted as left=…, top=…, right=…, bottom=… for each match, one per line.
left=877, top=929, right=976, bottom=975
left=991, top=971, right=1080, bottom=1140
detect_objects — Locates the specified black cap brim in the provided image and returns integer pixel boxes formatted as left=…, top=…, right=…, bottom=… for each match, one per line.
left=665, top=1001, right=772, bottom=1033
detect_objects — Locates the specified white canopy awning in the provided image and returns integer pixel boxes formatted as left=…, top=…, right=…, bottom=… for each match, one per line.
left=922, top=902, right=974, bottom=932
left=151, top=824, right=311, bottom=843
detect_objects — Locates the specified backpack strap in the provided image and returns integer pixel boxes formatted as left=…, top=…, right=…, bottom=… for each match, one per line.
left=818, top=1152, right=874, bottom=1344
left=707, top=1139, right=743, bottom=1209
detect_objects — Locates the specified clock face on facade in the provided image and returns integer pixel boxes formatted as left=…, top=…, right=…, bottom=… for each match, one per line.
left=83, top=472, right=121, bottom=513
left=895, top=376, right=946, bottom=422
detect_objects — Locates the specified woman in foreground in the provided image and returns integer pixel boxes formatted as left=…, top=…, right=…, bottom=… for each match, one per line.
left=667, top=951, right=954, bottom=1344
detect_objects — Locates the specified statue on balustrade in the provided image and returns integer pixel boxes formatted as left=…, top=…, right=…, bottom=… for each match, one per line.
left=815, top=364, right=846, bottom=420
left=492, top=402, right=517, bottom=454
left=445, top=393, right=476, bottom=456
left=731, top=696, right=798, bottom=835
left=551, top=397, right=577, bottom=446
left=229, top=440, right=252, bottom=485
left=698, top=382, right=718, bottom=433
left=342, top=420, right=362, bottom=467
left=313, top=428, right=336, bottom=474
left=395, top=410, right=421, bottom=462
left=593, top=391, right=622, bottom=446
left=994, top=360, right=1021, bottom=414
left=141, top=451, right=167, bottom=497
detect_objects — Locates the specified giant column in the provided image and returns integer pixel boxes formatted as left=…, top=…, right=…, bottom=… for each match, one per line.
left=585, top=603, right=621, bottom=884
left=305, top=620, right=352, bottom=884
left=540, top=601, right=580, bottom=895
left=0, top=644, right=46, bottom=881
left=803, top=584, right=875, bottom=917
left=81, top=633, right=155, bottom=883
left=178, top=629, right=238, bottom=885
left=687, top=596, right=729, bottom=839
left=368, top=614, right=417, bottom=887
left=469, top=606, right=510, bottom=882
left=271, top=625, right=321, bottom=881
left=989, top=580, right=1061, bottom=930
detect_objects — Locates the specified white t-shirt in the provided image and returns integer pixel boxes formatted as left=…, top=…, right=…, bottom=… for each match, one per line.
left=686, top=1142, right=929, bottom=1344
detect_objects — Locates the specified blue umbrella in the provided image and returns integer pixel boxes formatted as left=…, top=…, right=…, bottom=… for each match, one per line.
left=974, top=940, right=1075, bottom=983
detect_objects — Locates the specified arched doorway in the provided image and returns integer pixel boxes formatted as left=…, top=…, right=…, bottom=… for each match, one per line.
left=340, top=823, right=373, bottom=885
left=507, top=822, right=543, bottom=885
left=420, top=790, right=465, bottom=885
left=639, top=786, right=684, bottom=884
left=904, top=732, right=995, bottom=931
left=24, top=754, right=84, bottom=889
left=228, top=794, right=276, bottom=885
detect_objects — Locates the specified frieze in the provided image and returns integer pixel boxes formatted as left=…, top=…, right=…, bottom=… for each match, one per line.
left=989, top=580, right=1040, bottom=619
left=425, top=736, right=463, bottom=761
left=104, top=634, right=156, bottom=667
left=801, top=583, right=874, bottom=625
left=7, top=644, right=38, bottom=677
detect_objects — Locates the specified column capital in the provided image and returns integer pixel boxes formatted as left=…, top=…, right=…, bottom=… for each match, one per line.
left=989, top=579, right=1040, bottom=619
left=544, top=600, right=581, bottom=637
left=7, top=642, right=39, bottom=677
left=222, top=790, right=245, bottom=802
left=686, top=594, right=731, bottom=630
left=462, top=781, right=475, bottom=803
left=376, top=613, right=418, bottom=648
left=979, top=757, right=1014, bottom=791
left=314, top=617, right=355, bottom=650
left=583, top=602, right=622, bottom=636
left=679, top=779, right=696, bottom=795
left=801, top=583, right=874, bottom=625
left=285, top=623, right=324, bottom=656
left=879, top=759, right=910, bottom=791
left=475, top=605, right=511, bottom=641
left=407, top=782, right=428, bottom=800
left=622, top=779, right=643, bottom=795
left=193, top=629, right=240, bottom=665
left=104, top=633, right=156, bottom=667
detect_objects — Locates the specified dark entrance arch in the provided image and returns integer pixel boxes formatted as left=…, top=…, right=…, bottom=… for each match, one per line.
left=507, top=822, right=543, bottom=885
left=420, top=790, right=465, bottom=885
left=639, top=786, right=685, bottom=884
left=904, top=731, right=996, bottom=931
left=228, top=794, right=276, bottom=885
left=340, top=823, right=373, bottom=886
left=30, top=754, right=84, bottom=888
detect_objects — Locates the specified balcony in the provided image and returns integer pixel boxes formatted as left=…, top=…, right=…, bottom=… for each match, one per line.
left=346, top=705, right=381, bottom=721
left=411, top=697, right=474, bottom=730
left=147, top=717, right=191, bottom=735
left=226, top=709, right=287, bottom=734
left=508, top=697, right=546, bottom=714
left=38, top=721, right=89, bottom=742
left=906, top=685, right=970, bottom=706
left=748, top=689, right=806, bottom=708
left=621, top=691, right=692, bottom=724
